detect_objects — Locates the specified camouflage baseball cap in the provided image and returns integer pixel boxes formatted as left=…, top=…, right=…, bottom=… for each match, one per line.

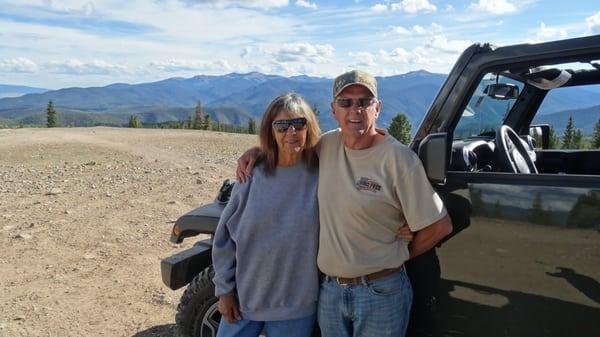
left=332, top=70, right=378, bottom=99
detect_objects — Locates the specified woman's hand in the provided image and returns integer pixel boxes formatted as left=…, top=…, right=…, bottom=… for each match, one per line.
left=395, top=224, right=413, bottom=243
left=218, top=294, right=241, bottom=323
left=236, top=147, right=261, bottom=183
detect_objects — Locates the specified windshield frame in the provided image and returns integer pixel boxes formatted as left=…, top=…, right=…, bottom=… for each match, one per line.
left=453, top=72, right=525, bottom=141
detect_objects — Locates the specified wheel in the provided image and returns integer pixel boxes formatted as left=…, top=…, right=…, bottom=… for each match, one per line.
left=495, top=125, right=538, bottom=173
left=174, top=266, right=319, bottom=337
left=175, top=266, right=221, bottom=337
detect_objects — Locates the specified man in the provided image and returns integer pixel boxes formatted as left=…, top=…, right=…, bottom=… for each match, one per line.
left=238, top=70, right=452, bottom=337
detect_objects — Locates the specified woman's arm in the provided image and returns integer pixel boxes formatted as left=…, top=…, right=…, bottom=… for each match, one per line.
left=211, top=181, right=248, bottom=322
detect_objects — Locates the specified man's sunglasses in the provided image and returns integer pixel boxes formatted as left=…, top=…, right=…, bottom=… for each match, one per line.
left=272, top=117, right=308, bottom=133
left=335, top=97, right=376, bottom=108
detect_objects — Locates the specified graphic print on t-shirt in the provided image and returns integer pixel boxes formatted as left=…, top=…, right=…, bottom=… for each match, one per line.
left=355, top=176, right=382, bottom=193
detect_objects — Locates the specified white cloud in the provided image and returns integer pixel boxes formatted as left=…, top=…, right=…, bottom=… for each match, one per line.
left=269, top=42, right=334, bottom=64
left=534, top=22, right=567, bottom=42
left=414, top=23, right=443, bottom=34
left=424, top=35, right=472, bottom=53
left=0, top=57, right=39, bottom=73
left=586, top=12, right=600, bottom=34
left=241, top=47, right=252, bottom=59
left=295, top=0, right=317, bottom=9
left=82, top=2, right=95, bottom=16
left=349, top=51, right=378, bottom=67
left=389, top=26, right=411, bottom=35
left=469, top=0, right=516, bottom=15
left=36, top=0, right=98, bottom=16
left=193, top=0, right=289, bottom=9
left=370, top=3, right=387, bottom=12
left=388, top=23, right=443, bottom=36
left=148, top=59, right=232, bottom=72
left=348, top=34, right=471, bottom=75
left=391, top=0, right=437, bottom=14
left=378, top=48, right=413, bottom=63
left=47, top=59, right=128, bottom=75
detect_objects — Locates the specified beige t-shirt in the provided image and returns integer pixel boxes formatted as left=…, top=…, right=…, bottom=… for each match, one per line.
left=317, top=129, right=447, bottom=278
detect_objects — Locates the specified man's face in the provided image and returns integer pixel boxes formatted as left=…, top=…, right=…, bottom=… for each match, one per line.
left=331, top=84, right=380, bottom=138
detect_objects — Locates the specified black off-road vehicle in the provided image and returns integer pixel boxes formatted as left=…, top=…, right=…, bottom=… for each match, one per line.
left=161, top=35, right=600, bottom=337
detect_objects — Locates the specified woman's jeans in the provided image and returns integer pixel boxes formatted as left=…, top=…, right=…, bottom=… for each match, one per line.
left=216, top=313, right=315, bottom=337
left=318, top=268, right=413, bottom=337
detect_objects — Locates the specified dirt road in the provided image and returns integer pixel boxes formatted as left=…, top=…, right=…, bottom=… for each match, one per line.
left=0, top=127, right=256, bottom=337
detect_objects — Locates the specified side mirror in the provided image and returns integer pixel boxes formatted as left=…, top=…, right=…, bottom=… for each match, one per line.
left=529, top=124, right=550, bottom=149
left=483, top=83, right=519, bottom=100
left=418, top=133, right=447, bottom=185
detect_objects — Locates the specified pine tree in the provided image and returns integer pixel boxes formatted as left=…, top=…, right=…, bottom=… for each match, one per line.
left=470, top=188, right=484, bottom=216
left=561, top=116, right=575, bottom=149
left=128, top=115, right=142, bottom=128
left=203, top=114, right=212, bottom=131
left=312, top=104, right=321, bottom=126
left=530, top=192, right=544, bottom=223
left=388, top=113, right=412, bottom=145
left=248, top=118, right=256, bottom=134
left=548, top=126, right=560, bottom=149
left=46, top=100, right=58, bottom=128
left=193, top=101, right=204, bottom=130
left=572, top=129, right=584, bottom=149
left=532, top=128, right=543, bottom=149
left=187, top=116, right=193, bottom=129
left=592, top=119, right=600, bottom=149
left=492, top=200, right=503, bottom=218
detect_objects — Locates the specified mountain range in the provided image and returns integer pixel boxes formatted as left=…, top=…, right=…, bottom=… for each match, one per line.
left=0, top=84, right=47, bottom=99
left=1, top=72, right=599, bottom=133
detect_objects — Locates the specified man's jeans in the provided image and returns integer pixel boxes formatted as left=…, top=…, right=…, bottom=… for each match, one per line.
left=216, top=313, right=315, bottom=337
left=318, top=269, right=413, bottom=337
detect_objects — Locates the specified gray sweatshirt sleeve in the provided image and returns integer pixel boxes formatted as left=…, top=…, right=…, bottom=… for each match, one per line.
left=212, top=181, right=247, bottom=297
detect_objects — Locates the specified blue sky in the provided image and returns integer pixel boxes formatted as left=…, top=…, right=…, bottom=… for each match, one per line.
left=0, top=0, right=599, bottom=89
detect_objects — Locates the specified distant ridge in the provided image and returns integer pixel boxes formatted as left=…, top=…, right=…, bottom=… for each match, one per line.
left=0, top=84, right=48, bottom=99
left=0, top=71, right=447, bottom=129
left=1, top=71, right=599, bottom=131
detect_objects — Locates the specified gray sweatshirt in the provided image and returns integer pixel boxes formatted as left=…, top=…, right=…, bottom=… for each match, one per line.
left=212, top=162, right=319, bottom=321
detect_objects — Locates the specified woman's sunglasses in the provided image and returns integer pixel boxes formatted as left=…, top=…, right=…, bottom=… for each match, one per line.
left=272, top=117, right=308, bottom=133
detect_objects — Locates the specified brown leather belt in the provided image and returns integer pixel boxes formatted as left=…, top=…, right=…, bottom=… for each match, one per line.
left=328, top=265, right=404, bottom=286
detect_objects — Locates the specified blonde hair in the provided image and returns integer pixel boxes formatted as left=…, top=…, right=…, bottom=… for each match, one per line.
left=258, top=92, right=321, bottom=175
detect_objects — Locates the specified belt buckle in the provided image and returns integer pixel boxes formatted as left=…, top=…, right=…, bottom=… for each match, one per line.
left=334, top=277, right=353, bottom=286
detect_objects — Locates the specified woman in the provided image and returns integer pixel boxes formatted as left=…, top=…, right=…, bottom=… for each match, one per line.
left=212, top=92, right=321, bottom=337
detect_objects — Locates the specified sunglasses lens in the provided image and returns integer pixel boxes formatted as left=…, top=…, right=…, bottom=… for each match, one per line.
left=272, top=118, right=307, bottom=133
left=358, top=98, right=373, bottom=107
left=273, top=121, right=290, bottom=133
left=336, top=98, right=352, bottom=108
left=336, top=98, right=374, bottom=108
left=291, top=118, right=307, bottom=130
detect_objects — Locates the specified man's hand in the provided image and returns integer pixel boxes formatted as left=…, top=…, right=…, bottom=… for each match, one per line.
left=218, top=294, right=241, bottom=323
left=395, top=224, right=413, bottom=243
left=409, top=214, right=452, bottom=259
left=236, top=147, right=261, bottom=183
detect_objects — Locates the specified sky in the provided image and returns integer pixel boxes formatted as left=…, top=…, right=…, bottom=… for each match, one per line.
left=0, top=0, right=599, bottom=89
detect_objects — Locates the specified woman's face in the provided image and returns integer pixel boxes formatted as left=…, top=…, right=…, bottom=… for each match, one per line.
left=272, top=110, right=308, bottom=155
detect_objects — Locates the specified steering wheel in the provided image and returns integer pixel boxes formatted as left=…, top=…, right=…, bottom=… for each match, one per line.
left=495, top=125, right=538, bottom=174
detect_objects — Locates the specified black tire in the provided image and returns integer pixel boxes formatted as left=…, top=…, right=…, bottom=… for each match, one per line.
left=174, top=265, right=320, bottom=337
left=175, top=266, right=221, bottom=337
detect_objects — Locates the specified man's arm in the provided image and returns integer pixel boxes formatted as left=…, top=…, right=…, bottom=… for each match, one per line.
left=408, top=214, right=452, bottom=259
left=235, top=147, right=261, bottom=182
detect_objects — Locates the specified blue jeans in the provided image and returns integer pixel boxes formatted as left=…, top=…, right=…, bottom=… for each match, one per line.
left=216, top=314, right=316, bottom=337
left=318, top=269, right=413, bottom=337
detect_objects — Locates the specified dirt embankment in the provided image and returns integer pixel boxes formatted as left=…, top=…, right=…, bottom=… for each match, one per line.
left=0, top=127, right=256, bottom=337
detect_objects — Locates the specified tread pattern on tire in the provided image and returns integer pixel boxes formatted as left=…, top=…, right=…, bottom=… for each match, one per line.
left=175, top=266, right=217, bottom=337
